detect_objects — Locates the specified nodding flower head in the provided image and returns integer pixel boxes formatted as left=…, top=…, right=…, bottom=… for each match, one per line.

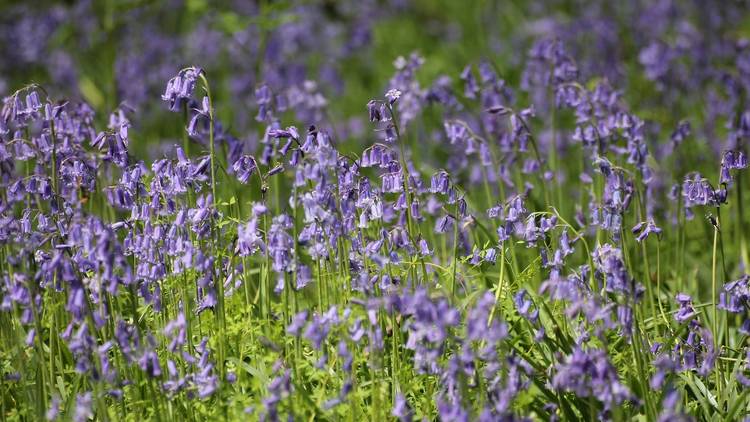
left=631, top=219, right=662, bottom=242
left=720, top=150, right=748, bottom=184
left=514, top=289, right=539, bottom=323
left=385, top=89, right=402, bottom=104
left=231, top=155, right=258, bottom=184
left=429, top=170, right=451, bottom=195
left=674, top=293, right=697, bottom=323
left=162, top=67, right=203, bottom=112
left=682, top=173, right=725, bottom=207
left=367, top=100, right=389, bottom=122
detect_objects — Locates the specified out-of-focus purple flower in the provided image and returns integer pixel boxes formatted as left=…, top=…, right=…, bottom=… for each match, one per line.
left=401, top=289, right=460, bottom=374
left=592, top=244, right=643, bottom=298
left=304, top=306, right=339, bottom=350
left=514, top=289, right=538, bottom=323
left=381, top=171, right=403, bottom=194
left=718, top=275, right=749, bottom=314
left=74, top=392, right=93, bottom=422
left=737, top=348, right=750, bottom=387
left=552, top=347, right=632, bottom=409
left=674, top=293, right=696, bottom=323
left=385, top=89, right=401, bottom=104
left=437, top=399, right=469, bottom=422
left=430, top=170, right=451, bottom=195
left=287, top=310, right=308, bottom=337
left=295, top=264, right=312, bottom=290
left=631, top=219, right=662, bottom=242
left=460, top=65, right=478, bottom=99
left=392, top=393, right=413, bottom=422
left=367, top=100, right=386, bottom=122
left=236, top=216, right=265, bottom=256
left=683, top=173, right=725, bottom=207
left=46, top=395, right=61, bottom=421
left=720, top=150, right=748, bottom=184
left=670, top=120, right=691, bottom=146
left=232, top=155, right=257, bottom=184
left=360, top=143, right=395, bottom=168
left=194, top=337, right=219, bottom=399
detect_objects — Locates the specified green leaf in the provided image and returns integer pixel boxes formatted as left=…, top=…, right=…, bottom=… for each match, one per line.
left=679, top=373, right=719, bottom=418
left=78, top=77, right=104, bottom=110
left=725, top=389, right=750, bottom=422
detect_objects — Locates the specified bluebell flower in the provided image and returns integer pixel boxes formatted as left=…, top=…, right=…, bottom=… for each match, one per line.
left=674, top=293, right=696, bottom=323
left=231, top=155, right=257, bottom=184
left=74, top=392, right=93, bottom=422
left=514, top=289, right=539, bottom=323
left=392, top=393, right=413, bottom=422
left=162, top=67, right=202, bottom=112
left=631, top=219, right=662, bottom=242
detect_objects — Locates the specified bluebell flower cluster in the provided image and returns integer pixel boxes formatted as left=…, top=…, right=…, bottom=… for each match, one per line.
left=2, top=1, right=750, bottom=420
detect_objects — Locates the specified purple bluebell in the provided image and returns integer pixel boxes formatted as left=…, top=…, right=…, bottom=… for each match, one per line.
left=74, top=392, right=93, bottom=422
left=552, top=347, right=632, bottom=409
left=674, top=293, right=696, bottom=323
left=393, top=393, right=413, bottom=422
left=236, top=216, right=265, bottom=256
left=631, top=219, right=662, bottom=242
left=514, top=289, right=539, bottom=323
left=430, top=170, right=451, bottom=195
left=232, top=155, right=257, bottom=184
left=287, top=310, right=308, bottom=337
left=162, top=67, right=202, bottom=112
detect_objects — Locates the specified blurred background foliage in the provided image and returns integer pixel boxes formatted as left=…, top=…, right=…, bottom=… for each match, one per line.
left=1, top=0, right=749, bottom=197
left=0, top=0, right=708, bottom=152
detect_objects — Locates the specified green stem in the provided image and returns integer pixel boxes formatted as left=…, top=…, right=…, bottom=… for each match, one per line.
left=182, top=102, right=190, bottom=156
left=711, top=213, right=722, bottom=396
left=387, top=103, right=428, bottom=284
left=199, top=73, right=225, bottom=380
left=451, top=201, right=460, bottom=297
left=200, top=74, right=218, bottom=203
left=655, top=240, right=669, bottom=328
left=740, top=170, right=750, bottom=268
left=487, top=246, right=506, bottom=325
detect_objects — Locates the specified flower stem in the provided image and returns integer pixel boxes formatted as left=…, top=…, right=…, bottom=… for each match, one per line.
left=487, top=246, right=506, bottom=325
left=387, top=103, right=429, bottom=284
left=200, top=74, right=218, bottom=202
left=452, top=202, right=460, bottom=297
left=199, top=73, right=225, bottom=379
left=712, top=227, right=726, bottom=399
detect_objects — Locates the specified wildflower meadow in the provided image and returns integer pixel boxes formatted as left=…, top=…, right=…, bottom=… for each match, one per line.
left=2, top=1, right=750, bottom=420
